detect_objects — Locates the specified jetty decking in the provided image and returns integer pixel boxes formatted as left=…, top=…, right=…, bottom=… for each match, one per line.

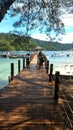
left=0, top=54, right=70, bottom=130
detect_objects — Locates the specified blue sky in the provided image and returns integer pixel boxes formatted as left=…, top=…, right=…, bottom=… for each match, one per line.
left=0, top=13, right=73, bottom=43
left=0, top=14, right=19, bottom=32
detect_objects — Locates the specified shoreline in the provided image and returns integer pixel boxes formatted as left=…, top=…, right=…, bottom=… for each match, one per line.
left=53, top=74, right=73, bottom=80
left=52, top=63, right=73, bottom=76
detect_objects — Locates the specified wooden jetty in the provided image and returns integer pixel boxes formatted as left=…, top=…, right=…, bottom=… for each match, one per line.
left=0, top=54, right=70, bottom=130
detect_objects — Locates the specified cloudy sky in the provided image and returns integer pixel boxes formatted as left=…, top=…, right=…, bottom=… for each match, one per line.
left=31, top=14, right=73, bottom=43
left=0, top=12, right=73, bottom=44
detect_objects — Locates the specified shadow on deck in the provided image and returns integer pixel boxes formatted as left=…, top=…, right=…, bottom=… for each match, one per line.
left=0, top=54, right=70, bottom=130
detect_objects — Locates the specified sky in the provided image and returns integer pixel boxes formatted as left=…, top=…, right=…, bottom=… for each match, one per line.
left=0, top=12, right=73, bottom=44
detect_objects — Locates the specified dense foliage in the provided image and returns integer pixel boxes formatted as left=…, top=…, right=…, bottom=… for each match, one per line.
left=0, top=33, right=37, bottom=51
left=0, top=33, right=73, bottom=51
left=0, top=0, right=15, bottom=22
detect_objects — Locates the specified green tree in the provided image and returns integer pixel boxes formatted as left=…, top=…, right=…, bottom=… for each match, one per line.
left=0, top=0, right=73, bottom=41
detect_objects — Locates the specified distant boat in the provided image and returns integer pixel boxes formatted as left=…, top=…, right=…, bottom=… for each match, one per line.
left=52, top=52, right=64, bottom=57
left=67, top=52, right=73, bottom=57
left=0, top=52, right=11, bottom=57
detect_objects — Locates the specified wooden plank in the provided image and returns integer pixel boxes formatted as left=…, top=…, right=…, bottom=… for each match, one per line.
left=0, top=54, right=70, bottom=130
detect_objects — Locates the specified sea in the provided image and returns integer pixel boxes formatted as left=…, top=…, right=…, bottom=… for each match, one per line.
left=0, top=51, right=73, bottom=89
left=44, top=51, right=73, bottom=75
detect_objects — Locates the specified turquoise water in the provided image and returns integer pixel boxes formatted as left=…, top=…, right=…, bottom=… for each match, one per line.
left=43, top=51, right=73, bottom=75
left=0, top=51, right=73, bottom=89
left=0, top=57, right=23, bottom=89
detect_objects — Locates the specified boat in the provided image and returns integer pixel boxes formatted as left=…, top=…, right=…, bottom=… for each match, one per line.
left=9, top=54, right=26, bottom=58
left=52, top=52, right=64, bottom=57
left=0, top=52, right=11, bottom=58
left=67, top=53, right=73, bottom=57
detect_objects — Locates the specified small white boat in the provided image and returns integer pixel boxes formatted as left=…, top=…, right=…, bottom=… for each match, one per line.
left=67, top=53, right=73, bottom=57
left=52, top=52, right=64, bottom=57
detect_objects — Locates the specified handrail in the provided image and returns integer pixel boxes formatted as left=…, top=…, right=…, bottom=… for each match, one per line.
left=62, top=103, right=73, bottom=129
left=61, top=91, right=73, bottom=113
left=59, top=90, right=73, bottom=129
left=57, top=74, right=73, bottom=129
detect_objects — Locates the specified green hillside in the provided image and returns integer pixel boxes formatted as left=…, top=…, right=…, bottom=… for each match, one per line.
left=0, top=33, right=37, bottom=51
left=0, top=33, right=73, bottom=51
left=33, top=39, right=73, bottom=51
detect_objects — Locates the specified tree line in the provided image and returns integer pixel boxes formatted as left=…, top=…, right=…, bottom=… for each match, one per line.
left=0, top=33, right=73, bottom=51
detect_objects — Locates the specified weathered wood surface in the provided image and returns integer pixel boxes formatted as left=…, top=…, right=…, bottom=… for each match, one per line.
left=0, top=54, right=70, bottom=130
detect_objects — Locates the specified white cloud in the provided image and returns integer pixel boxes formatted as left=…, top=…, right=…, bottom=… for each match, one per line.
left=31, top=32, right=73, bottom=44
left=12, top=2, right=24, bottom=8
left=31, top=33, right=50, bottom=41
left=61, top=14, right=73, bottom=26
left=61, top=32, right=73, bottom=43
left=31, top=13, right=73, bottom=43
left=60, top=14, right=73, bottom=43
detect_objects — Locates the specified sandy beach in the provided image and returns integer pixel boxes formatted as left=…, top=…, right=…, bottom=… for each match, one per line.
left=52, top=64, right=73, bottom=76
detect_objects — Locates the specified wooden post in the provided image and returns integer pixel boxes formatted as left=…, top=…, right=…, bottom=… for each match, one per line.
left=0, top=90, right=1, bottom=97
left=49, top=64, right=53, bottom=82
left=23, top=57, right=26, bottom=69
left=26, top=57, right=30, bottom=68
left=18, top=60, right=20, bottom=73
left=54, top=71, right=60, bottom=100
left=8, top=76, right=11, bottom=83
left=46, top=60, right=49, bottom=74
left=11, top=63, right=14, bottom=81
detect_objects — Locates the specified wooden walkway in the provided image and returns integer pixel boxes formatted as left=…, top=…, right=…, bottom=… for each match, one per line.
left=0, top=54, right=70, bottom=130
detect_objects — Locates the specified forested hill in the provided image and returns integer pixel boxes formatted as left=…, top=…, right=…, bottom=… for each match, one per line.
left=0, top=33, right=73, bottom=51
left=33, top=39, right=73, bottom=51
left=0, top=33, right=37, bottom=51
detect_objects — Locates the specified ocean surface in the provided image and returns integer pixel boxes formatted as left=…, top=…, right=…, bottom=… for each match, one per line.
left=0, top=51, right=73, bottom=89
left=43, top=51, right=73, bottom=75
left=0, top=57, right=23, bottom=89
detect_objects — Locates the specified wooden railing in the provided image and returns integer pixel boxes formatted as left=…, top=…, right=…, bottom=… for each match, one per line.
left=59, top=90, right=73, bottom=129
left=45, top=60, right=73, bottom=129
left=0, top=58, right=24, bottom=89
